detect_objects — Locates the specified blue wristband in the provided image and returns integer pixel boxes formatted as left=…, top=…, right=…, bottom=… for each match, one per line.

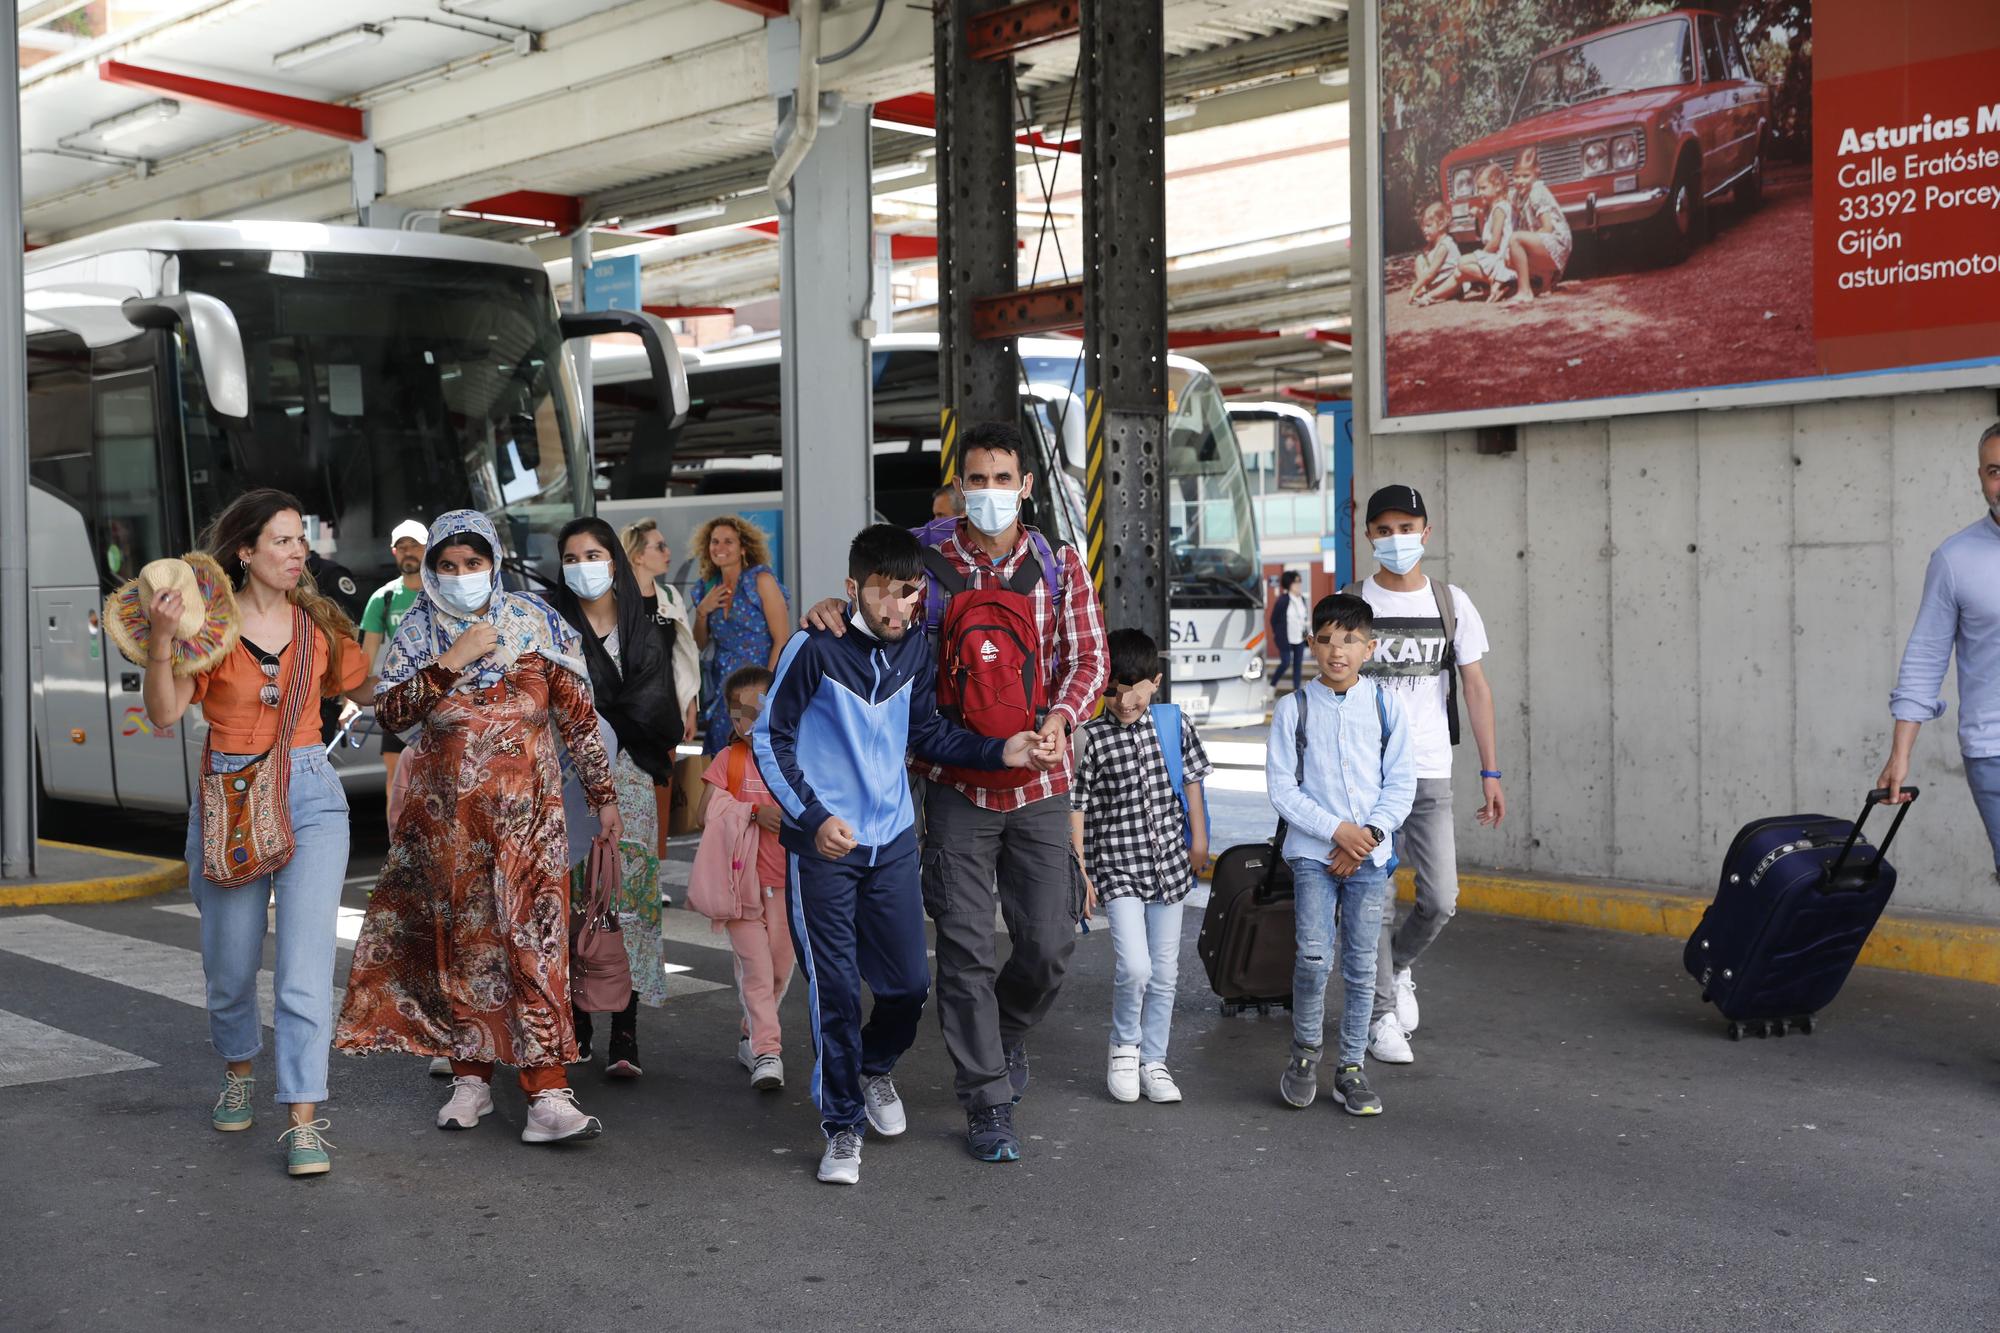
left=1480, top=769, right=1502, bottom=780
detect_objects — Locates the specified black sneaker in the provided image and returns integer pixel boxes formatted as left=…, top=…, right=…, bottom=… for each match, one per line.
left=1005, top=1043, right=1030, bottom=1103
left=606, top=1030, right=641, bottom=1078
left=1279, top=1044, right=1321, bottom=1109
left=571, top=1006, right=594, bottom=1065
left=965, top=1103, right=1021, bottom=1162
left=1331, top=1063, right=1383, bottom=1117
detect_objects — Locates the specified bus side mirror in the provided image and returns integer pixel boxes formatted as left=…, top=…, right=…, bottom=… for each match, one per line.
left=121, top=294, right=249, bottom=419
left=559, top=309, right=690, bottom=427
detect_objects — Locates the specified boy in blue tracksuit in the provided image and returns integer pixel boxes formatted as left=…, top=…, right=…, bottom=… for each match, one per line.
left=753, top=524, right=1043, bottom=1186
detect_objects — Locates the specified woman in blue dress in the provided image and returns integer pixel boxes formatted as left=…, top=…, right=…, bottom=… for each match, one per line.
left=689, top=514, right=790, bottom=754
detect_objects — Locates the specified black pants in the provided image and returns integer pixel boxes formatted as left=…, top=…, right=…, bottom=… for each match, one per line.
left=573, top=990, right=637, bottom=1049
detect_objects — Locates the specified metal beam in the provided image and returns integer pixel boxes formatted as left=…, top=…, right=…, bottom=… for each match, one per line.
left=97, top=61, right=367, bottom=142
left=971, top=281, right=1082, bottom=339
left=966, top=0, right=1080, bottom=60
left=458, top=190, right=582, bottom=231
left=717, top=0, right=789, bottom=16
left=1, top=20, right=32, bottom=876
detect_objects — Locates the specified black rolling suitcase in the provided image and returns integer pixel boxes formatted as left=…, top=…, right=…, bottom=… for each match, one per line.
left=1196, top=839, right=1295, bottom=1014
left=1683, top=787, right=1918, bottom=1039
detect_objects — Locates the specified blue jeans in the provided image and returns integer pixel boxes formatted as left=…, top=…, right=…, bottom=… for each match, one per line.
left=1289, top=857, right=1389, bottom=1066
left=1277, top=642, right=1307, bottom=694
left=1106, top=897, right=1184, bottom=1064
left=1969, top=755, right=2000, bottom=879
left=184, top=747, right=351, bottom=1104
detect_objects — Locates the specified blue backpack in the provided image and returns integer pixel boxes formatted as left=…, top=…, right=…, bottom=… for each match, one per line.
left=1149, top=702, right=1211, bottom=850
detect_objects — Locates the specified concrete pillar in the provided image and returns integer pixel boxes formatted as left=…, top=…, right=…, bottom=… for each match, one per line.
left=0, top=19, right=32, bottom=876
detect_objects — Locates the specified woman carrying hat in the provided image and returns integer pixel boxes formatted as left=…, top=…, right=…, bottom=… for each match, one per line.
left=123, top=488, right=370, bottom=1178
left=334, top=510, right=622, bottom=1145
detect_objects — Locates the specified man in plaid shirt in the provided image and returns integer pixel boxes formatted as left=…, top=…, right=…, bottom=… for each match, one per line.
left=805, top=421, right=1108, bottom=1163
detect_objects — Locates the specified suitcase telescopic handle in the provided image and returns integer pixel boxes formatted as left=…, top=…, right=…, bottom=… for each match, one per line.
left=1831, top=786, right=1921, bottom=876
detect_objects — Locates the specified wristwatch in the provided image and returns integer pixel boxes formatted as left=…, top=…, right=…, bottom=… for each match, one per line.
left=1364, top=824, right=1385, bottom=845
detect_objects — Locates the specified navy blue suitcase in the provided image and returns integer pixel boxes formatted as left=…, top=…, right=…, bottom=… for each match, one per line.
left=1683, top=788, right=1919, bottom=1039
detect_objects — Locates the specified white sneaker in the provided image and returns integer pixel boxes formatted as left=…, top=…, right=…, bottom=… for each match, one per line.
left=521, top=1088, right=603, bottom=1144
left=1394, top=967, right=1420, bottom=1034
left=863, top=1074, right=907, bottom=1137
left=427, top=1056, right=453, bottom=1078
left=1369, top=1013, right=1414, bottom=1065
left=736, top=1036, right=754, bottom=1073
left=1107, top=1044, right=1141, bottom=1103
left=436, top=1076, right=493, bottom=1130
left=752, top=1053, right=785, bottom=1091
left=818, top=1129, right=863, bottom=1185
left=1138, top=1062, right=1183, bottom=1104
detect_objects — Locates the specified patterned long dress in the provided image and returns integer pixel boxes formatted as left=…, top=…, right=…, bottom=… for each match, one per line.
left=336, top=654, right=614, bottom=1069
left=693, top=563, right=786, bottom=754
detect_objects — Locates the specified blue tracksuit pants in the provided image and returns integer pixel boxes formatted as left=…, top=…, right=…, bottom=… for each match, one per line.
left=787, top=840, right=931, bottom=1137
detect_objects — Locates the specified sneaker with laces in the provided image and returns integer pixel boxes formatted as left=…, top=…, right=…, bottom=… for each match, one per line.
left=736, top=1036, right=755, bottom=1072
left=1106, top=1045, right=1141, bottom=1103
left=279, top=1118, right=333, bottom=1176
left=521, top=1088, right=603, bottom=1144
left=427, top=1056, right=453, bottom=1078
left=212, top=1071, right=255, bottom=1132
left=863, top=1073, right=907, bottom=1137
left=1005, top=1043, right=1030, bottom=1103
left=436, top=1076, right=493, bottom=1130
left=1139, top=1062, right=1183, bottom=1104
left=965, top=1103, right=1021, bottom=1162
left=606, top=1031, right=642, bottom=1079
left=1369, top=1012, right=1414, bottom=1064
left=817, top=1129, right=863, bottom=1185
left=1394, top=966, right=1420, bottom=1034
left=751, top=1053, right=785, bottom=1090
left=1332, top=1063, right=1383, bottom=1116
left=1279, top=1044, right=1321, bottom=1109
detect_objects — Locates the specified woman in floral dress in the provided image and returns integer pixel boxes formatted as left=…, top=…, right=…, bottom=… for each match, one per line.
left=689, top=514, right=790, bottom=754
left=335, top=510, right=620, bottom=1145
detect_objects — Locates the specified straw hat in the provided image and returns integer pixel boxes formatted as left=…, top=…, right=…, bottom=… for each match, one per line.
left=105, top=551, right=242, bottom=677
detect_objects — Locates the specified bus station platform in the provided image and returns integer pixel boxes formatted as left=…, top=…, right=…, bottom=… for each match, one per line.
left=0, top=839, right=184, bottom=909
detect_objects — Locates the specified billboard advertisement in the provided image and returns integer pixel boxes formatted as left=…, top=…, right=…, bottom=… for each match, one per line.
left=1364, top=1, right=2000, bottom=431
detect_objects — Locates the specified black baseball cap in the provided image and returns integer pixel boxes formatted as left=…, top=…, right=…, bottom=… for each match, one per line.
left=1365, top=484, right=1428, bottom=523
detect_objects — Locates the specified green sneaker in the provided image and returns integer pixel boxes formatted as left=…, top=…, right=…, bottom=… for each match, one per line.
left=279, top=1119, right=334, bottom=1177
left=211, top=1071, right=255, bottom=1131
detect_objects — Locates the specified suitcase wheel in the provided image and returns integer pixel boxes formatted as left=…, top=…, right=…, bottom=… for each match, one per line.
left=1796, top=1014, right=1816, bottom=1035
left=1725, top=1021, right=1744, bottom=1041
left=1769, top=1018, right=1787, bottom=1038
left=1220, top=1002, right=1242, bottom=1018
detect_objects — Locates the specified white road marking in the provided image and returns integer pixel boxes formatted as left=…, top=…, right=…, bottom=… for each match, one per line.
left=0, top=915, right=275, bottom=1029
left=0, top=1006, right=156, bottom=1089
left=1205, top=740, right=1268, bottom=769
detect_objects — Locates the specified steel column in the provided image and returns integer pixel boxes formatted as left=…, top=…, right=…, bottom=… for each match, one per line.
left=1, top=19, right=33, bottom=877
left=569, top=227, right=595, bottom=477
left=934, top=0, right=1019, bottom=481
left=1080, top=0, right=1169, bottom=655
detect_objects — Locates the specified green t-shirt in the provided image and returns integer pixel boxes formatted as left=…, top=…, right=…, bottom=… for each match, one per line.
left=360, top=579, right=422, bottom=637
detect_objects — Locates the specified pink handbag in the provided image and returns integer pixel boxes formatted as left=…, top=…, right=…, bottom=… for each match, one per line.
left=569, top=837, right=633, bottom=1013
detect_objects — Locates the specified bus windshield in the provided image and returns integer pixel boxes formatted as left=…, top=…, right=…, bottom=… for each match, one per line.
left=174, top=250, right=583, bottom=596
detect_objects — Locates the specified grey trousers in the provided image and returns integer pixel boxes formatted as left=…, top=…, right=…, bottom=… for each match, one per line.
left=1373, top=777, right=1459, bottom=1020
left=922, top=782, right=1083, bottom=1110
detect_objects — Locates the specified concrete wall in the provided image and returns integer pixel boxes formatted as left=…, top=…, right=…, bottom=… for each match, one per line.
left=1357, top=389, right=1999, bottom=919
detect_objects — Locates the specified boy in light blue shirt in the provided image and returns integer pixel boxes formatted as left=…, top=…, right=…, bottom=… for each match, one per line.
left=1266, top=593, right=1415, bottom=1116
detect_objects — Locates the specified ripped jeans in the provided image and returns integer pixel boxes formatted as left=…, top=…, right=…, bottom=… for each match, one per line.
left=1288, top=858, right=1389, bottom=1066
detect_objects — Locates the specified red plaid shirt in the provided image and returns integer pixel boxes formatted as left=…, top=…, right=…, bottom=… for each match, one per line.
left=919, top=522, right=1109, bottom=811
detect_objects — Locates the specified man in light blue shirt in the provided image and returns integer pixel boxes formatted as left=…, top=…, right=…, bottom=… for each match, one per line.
left=1878, top=424, right=2000, bottom=880
left=1267, top=594, right=1415, bottom=1117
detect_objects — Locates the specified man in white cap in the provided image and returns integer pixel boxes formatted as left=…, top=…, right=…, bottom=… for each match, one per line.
left=359, top=519, right=430, bottom=789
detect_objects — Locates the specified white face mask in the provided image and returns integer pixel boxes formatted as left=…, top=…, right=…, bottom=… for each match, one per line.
left=563, top=560, right=614, bottom=600
left=1372, top=533, right=1426, bottom=575
left=434, top=570, right=492, bottom=615
left=963, top=486, right=1022, bottom=536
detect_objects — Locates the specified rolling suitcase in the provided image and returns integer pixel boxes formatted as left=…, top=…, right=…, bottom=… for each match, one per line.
left=1683, top=787, right=1918, bottom=1039
left=1196, top=839, right=1296, bottom=1014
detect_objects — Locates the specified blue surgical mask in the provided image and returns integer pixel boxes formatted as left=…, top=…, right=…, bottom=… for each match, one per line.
left=435, top=570, right=492, bottom=615
left=1372, top=533, right=1426, bottom=575
left=563, top=561, right=614, bottom=600
left=963, top=486, right=1021, bottom=536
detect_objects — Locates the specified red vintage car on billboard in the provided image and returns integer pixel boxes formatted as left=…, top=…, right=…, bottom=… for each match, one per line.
left=1439, top=9, right=1770, bottom=264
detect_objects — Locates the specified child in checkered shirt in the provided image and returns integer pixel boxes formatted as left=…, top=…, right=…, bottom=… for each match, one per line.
left=1069, top=628, right=1213, bottom=1105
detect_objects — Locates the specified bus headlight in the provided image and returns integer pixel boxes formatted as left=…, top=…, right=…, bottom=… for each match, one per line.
left=1243, top=655, right=1265, bottom=681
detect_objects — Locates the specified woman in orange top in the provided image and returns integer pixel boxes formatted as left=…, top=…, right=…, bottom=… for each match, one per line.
left=142, top=488, right=369, bottom=1178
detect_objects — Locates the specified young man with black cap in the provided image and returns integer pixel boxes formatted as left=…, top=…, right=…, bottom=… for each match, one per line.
left=1348, top=484, right=1506, bottom=1065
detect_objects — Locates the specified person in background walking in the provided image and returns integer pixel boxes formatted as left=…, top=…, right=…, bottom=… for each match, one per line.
left=621, top=517, right=702, bottom=884
left=690, top=515, right=790, bottom=755
left=1271, top=570, right=1309, bottom=694
left=1877, top=423, right=2000, bottom=880
left=932, top=484, right=966, bottom=522
left=135, top=488, right=370, bottom=1177
left=359, top=519, right=429, bottom=801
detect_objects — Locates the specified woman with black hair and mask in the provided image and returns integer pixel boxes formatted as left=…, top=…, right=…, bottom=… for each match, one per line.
left=548, top=516, right=686, bottom=1077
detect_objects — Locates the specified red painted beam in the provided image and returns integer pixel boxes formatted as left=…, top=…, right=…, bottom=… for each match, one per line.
left=715, top=0, right=788, bottom=15
left=967, top=0, right=1079, bottom=60
left=874, top=92, right=1079, bottom=154
left=888, top=235, right=937, bottom=261
left=645, top=305, right=736, bottom=318
left=458, top=191, right=581, bottom=231
left=972, top=282, right=1083, bottom=340
left=1168, top=329, right=1283, bottom=350
left=1281, top=386, right=1350, bottom=404
left=1307, top=329, right=1354, bottom=346
left=99, top=60, right=365, bottom=142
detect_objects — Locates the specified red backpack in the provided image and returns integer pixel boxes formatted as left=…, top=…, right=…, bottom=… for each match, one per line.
left=920, top=532, right=1065, bottom=790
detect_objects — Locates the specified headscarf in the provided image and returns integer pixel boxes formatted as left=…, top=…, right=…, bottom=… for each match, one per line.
left=376, top=508, right=586, bottom=696
left=546, top=518, right=685, bottom=781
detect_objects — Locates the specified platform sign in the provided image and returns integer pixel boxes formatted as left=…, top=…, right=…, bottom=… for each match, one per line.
left=1361, top=0, right=2000, bottom=433
left=583, top=254, right=642, bottom=313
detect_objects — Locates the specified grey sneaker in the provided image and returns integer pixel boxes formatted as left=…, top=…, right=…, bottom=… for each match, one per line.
left=1279, top=1044, right=1321, bottom=1109
left=1331, top=1063, right=1383, bottom=1117
left=818, top=1129, right=863, bottom=1185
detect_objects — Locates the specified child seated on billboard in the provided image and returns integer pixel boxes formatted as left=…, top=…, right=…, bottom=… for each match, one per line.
left=1455, top=163, right=1517, bottom=304
left=1409, top=201, right=1464, bottom=306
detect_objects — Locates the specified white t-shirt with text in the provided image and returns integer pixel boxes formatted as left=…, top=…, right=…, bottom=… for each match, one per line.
left=1355, top=575, right=1488, bottom=780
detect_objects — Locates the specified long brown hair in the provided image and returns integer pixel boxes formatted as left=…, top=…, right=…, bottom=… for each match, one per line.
left=691, top=513, right=774, bottom=583
left=201, top=488, right=356, bottom=695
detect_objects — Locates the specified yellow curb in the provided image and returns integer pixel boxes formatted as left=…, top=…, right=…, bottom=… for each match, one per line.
left=1395, top=869, right=2000, bottom=987
left=0, top=840, right=187, bottom=908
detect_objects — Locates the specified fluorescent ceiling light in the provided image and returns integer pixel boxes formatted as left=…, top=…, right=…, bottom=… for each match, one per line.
left=91, top=99, right=179, bottom=144
left=619, top=201, right=728, bottom=231
left=871, top=160, right=928, bottom=184
left=1163, top=100, right=1198, bottom=123
left=274, top=24, right=384, bottom=71
left=871, top=117, right=936, bottom=137
left=1252, top=350, right=1327, bottom=368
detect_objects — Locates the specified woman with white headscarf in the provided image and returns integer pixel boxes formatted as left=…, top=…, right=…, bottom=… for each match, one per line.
left=335, top=510, right=621, bottom=1145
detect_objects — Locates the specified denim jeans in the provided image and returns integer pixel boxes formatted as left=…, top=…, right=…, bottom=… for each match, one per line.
left=1373, top=777, right=1458, bottom=1020
left=1105, top=897, right=1184, bottom=1064
left=1289, top=857, right=1389, bottom=1066
left=1969, top=755, right=2000, bottom=880
left=1277, top=642, right=1307, bottom=694
left=184, top=746, right=351, bottom=1104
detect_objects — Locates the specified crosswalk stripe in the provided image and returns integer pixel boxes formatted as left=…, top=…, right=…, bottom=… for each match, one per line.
left=0, top=914, right=278, bottom=1029
left=0, top=1005, right=157, bottom=1088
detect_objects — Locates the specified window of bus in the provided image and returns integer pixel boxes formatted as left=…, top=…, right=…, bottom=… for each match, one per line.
left=1164, top=367, right=1259, bottom=606
left=93, top=375, right=167, bottom=584
left=26, top=332, right=92, bottom=542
